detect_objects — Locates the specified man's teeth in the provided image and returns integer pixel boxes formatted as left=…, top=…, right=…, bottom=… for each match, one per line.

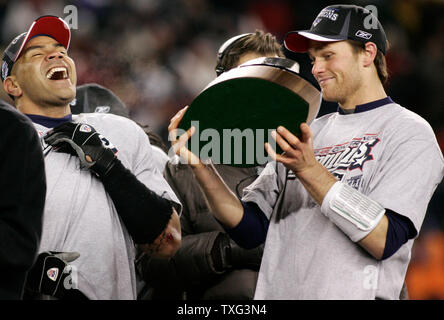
left=46, top=67, right=68, bottom=79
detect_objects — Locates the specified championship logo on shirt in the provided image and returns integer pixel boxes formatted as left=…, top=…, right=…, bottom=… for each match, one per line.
left=47, top=267, right=59, bottom=281
left=314, top=134, right=380, bottom=185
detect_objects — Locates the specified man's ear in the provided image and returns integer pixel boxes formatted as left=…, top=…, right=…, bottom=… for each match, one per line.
left=362, top=42, right=378, bottom=68
left=3, top=75, right=22, bottom=99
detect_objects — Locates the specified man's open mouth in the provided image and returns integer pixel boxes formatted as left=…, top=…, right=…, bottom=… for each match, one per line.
left=46, top=66, right=69, bottom=80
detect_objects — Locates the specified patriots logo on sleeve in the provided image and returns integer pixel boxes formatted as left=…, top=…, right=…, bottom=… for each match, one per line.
left=47, top=267, right=59, bottom=281
left=79, top=124, right=92, bottom=133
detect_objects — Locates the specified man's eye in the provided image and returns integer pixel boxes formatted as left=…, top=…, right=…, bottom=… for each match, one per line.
left=32, top=53, right=43, bottom=57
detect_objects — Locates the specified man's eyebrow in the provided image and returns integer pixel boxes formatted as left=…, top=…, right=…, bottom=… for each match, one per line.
left=308, top=43, right=331, bottom=57
left=21, top=42, right=65, bottom=56
left=21, top=45, right=44, bottom=56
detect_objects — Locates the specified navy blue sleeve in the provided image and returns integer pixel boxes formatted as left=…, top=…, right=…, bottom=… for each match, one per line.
left=219, top=201, right=269, bottom=249
left=382, top=209, right=417, bottom=260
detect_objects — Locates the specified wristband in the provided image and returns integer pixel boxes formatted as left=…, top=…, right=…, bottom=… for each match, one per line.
left=321, top=181, right=385, bottom=242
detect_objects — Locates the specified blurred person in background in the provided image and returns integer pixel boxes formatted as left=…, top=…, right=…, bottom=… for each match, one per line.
left=137, top=30, right=285, bottom=300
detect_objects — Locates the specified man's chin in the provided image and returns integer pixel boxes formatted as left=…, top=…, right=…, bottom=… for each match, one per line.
left=321, top=92, right=337, bottom=103
left=54, top=87, right=76, bottom=105
left=44, top=92, right=76, bottom=107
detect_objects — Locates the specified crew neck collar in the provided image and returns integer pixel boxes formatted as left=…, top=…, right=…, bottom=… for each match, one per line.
left=338, top=96, right=394, bottom=115
left=26, top=113, right=72, bottom=128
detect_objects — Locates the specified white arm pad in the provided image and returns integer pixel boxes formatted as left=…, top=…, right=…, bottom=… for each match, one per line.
left=321, top=181, right=385, bottom=242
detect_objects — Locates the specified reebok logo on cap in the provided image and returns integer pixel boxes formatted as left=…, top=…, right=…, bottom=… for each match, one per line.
left=355, top=30, right=373, bottom=39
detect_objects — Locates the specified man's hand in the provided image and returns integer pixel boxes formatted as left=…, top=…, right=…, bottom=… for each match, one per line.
left=265, top=123, right=336, bottom=205
left=26, top=251, right=86, bottom=299
left=265, top=123, right=318, bottom=175
left=44, top=122, right=117, bottom=177
left=168, top=106, right=203, bottom=167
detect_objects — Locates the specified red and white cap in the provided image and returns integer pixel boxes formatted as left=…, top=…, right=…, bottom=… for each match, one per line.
left=2, top=15, right=71, bottom=81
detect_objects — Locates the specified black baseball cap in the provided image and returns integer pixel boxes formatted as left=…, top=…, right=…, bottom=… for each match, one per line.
left=284, top=4, right=387, bottom=54
left=71, top=83, right=129, bottom=118
left=1, top=15, right=71, bottom=82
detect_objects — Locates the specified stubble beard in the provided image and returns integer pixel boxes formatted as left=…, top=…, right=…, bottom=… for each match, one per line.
left=321, top=73, right=362, bottom=105
left=38, top=86, right=76, bottom=108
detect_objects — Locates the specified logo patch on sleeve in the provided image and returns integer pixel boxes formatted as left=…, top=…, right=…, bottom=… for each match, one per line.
left=79, top=124, right=92, bottom=133
left=47, top=268, right=59, bottom=281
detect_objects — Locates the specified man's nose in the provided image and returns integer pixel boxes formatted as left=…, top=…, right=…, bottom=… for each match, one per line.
left=46, top=51, right=64, bottom=61
left=311, top=59, right=325, bottom=78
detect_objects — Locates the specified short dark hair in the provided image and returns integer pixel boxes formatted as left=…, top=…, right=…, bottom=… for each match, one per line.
left=219, top=30, right=284, bottom=72
left=348, top=40, right=389, bottom=85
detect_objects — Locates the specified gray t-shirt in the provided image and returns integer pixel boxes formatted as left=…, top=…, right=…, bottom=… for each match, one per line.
left=33, top=113, right=181, bottom=300
left=151, top=145, right=170, bottom=173
left=242, top=102, right=444, bottom=299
